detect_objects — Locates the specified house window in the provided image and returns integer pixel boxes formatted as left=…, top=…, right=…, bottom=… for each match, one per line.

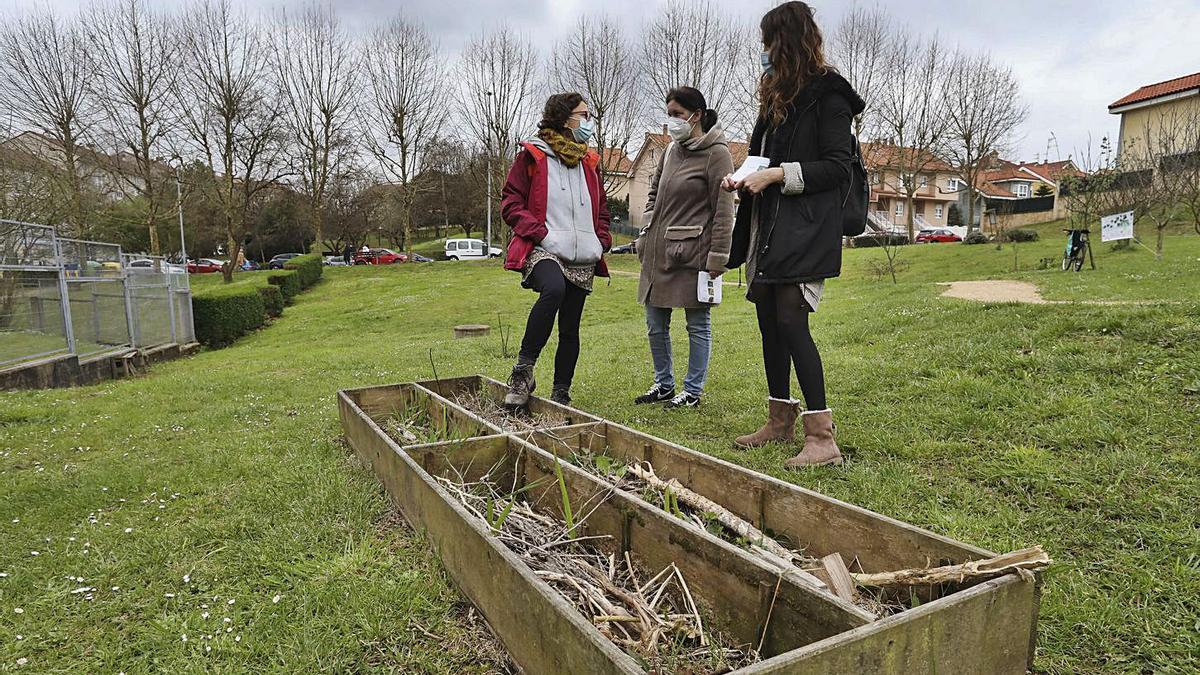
left=935, top=204, right=944, bottom=219
left=920, top=175, right=928, bottom=187
left=946, top=178, right=959, bottom=191
left=1014, top=183, right=1030, bottom=198
left=894, top=202, right=904, bottom=216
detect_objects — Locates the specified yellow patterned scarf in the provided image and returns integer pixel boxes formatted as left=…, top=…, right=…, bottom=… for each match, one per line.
left=538, top=128, right=588, bottom=168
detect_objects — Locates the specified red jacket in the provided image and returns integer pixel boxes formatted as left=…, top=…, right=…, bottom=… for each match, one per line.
left=501, top=142, right=611, bottom=277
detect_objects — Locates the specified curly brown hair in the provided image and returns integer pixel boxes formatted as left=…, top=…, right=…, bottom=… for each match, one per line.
left=759, top=1, right=830, bottom=126
left=538, top=92, right=585, bottom=133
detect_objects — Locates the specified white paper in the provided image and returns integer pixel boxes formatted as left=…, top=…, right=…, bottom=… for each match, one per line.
left=730, top=155, right=770, bottom=183
left=1100, top=210, right=1134, bottom=242
left=697, top=271, right=723, bottom=305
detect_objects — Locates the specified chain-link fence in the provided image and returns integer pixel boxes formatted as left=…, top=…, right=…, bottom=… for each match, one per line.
left=1, top=220, right=195, bottom=369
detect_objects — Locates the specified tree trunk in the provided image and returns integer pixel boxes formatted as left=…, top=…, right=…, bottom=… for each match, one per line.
left=1156, top=225, right=1165, bottom=260
left=906, top=194, right=916, bottom=240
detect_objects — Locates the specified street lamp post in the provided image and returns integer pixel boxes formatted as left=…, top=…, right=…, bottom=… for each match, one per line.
left=485, top=90, right=494, bottom=258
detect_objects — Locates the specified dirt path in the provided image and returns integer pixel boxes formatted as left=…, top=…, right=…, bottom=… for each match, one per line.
left=939, top=280, right=1051, bottom=304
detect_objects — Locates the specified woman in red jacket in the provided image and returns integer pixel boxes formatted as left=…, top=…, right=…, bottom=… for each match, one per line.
left=501, top=92, right=612, bottom=408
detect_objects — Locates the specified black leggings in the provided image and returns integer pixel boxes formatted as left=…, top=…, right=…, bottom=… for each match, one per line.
left=518, top=260, right=588, bottom=389
left=754, top=283, right=827, bottom=409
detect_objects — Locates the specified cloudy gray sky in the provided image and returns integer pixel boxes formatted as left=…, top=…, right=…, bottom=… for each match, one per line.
left=8, top=0, right=1199, bottom=162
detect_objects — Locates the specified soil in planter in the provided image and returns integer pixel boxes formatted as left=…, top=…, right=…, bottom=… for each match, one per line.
left=451, top=386, right=567, bottom=432
left=433, top=461, right=761, bottom=674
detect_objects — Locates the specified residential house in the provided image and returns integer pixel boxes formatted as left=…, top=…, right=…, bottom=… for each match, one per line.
left=959, top=155, right=1085, bottom=232
left=1108, top=71, right=1200, bottom=161
left=861, top=142, right=960, bottom=233
left=599, top=147, right=634, bottom=205
left=626, top=128, right=749, bottom=230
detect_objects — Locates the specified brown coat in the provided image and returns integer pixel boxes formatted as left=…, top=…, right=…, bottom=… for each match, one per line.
left=636, top=125, right=735, bottom=309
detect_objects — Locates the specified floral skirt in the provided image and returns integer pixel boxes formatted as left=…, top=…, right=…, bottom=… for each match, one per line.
left=523, top=248, right=595, bottom=293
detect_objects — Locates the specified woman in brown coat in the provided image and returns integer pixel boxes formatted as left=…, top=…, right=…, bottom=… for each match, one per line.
left=634, top=87, right=735, bottom=409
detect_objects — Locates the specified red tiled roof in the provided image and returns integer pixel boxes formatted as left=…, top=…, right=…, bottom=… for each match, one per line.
left=976, top=181, right=1016, bottom=198
left=861, top=142, right=953, bottom=172
left=1109, top=72, right=1200, bottom=109
left=599, top=147, right=633, bottom=175
left=982, top=166, right=1033, bottom=183
left=1020, top=160, right=1083, bottom=182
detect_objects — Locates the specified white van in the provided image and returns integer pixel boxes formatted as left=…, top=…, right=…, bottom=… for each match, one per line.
left=444, top=238, right=502, bottom=261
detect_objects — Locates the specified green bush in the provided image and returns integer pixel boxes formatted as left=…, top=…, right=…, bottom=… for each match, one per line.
left=258, top=285, right=284, bottom=318
left=192, top=286, right=267, bottom=348
left=283, top=253, right=323, bottom=289
left=1003, top=228, right=1040, bottom=243
left=963, top=231, right=989, bottom=245
left=268, top=270, right=301, bottom=305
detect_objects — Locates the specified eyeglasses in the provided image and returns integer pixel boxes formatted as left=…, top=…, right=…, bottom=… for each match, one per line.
left=571, top=110, right=592, bottom=121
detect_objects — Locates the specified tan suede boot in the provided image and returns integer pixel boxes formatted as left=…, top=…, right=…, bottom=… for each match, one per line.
left=784, top=409, right=843, bottom=467
left=734, top=398, right=800, bottom=449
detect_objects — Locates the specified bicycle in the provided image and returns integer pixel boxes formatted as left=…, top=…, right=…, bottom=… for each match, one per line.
left=1062, top=228, right=1091, bottom=272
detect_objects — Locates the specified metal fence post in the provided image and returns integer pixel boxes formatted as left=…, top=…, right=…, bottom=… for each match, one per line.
left=120, top=250, right=136, bottom=349
left=165, top=260, right=178, bottom=345
left=51, top=229, right=77, bottom=355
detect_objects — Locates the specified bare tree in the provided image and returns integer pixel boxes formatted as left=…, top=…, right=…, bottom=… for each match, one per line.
left=940, top=50, right=1027, bottom=234
left=362, top=15, right=446, bottom=256
left=0, top=9, right=96, bottom=237
left=458, top=26, right=538, bottom=243
left=1165, top=109, right=1200, bottom=237
left=874, top=30, right=948, bottom=240
left=548, top=15, right=642, bottom=196
left=274, top=2, right=359, bottom=250
left=84, top=0, right=179, bottom=256
left=828, top=4, right=892, bottom=139
left=1125, top=108, right=1197, bottom=258
left=177, top=0, right=289, bottom=282
left=641, top=0, right=753, bottom=138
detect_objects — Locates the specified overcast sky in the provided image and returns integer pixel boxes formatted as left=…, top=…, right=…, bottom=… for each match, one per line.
left=7, top=0, right=1199, bottom=163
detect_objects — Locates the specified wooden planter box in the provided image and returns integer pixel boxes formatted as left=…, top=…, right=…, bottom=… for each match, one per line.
left=338, top=376, right=1040, bottom=674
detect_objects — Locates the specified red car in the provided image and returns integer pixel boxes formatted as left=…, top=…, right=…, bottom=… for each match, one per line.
left=916, top=229, right=962, bottom=243
left=187, top=258, right=224, bottom=273
left=353, top=248, right=407, bottom=265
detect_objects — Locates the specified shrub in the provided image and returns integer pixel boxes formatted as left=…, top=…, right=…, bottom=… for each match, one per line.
left=268, top=270, right=301, bottom=305
left=283, top=253, right=323, bottom=289
left=1004, top=228, right=1040, bottom=243
left=257, top=285, right=284, bottom=318
left=963, top=231, right=989, bottom=245
left=192, top=286, right=266, bottom=348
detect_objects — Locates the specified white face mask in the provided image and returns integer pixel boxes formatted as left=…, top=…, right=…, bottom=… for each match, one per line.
left=666, top=113, right=698, bottom=141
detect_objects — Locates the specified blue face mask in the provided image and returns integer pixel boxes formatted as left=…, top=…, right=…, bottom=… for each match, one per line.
left=572, top=116, right=596, bottom=143
left=760, top=50, right=774, bottom=75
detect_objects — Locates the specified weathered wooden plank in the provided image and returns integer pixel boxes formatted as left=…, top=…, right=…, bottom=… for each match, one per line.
left=338, top=391, right=642, bottom=675
left=739, top=575, right=1037, bottom=674
left=603, top=422, right=992, bottom=573
left=507, top=437, right=872, bottom=657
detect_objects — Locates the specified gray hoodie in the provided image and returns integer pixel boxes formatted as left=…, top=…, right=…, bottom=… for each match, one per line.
left=526, top=136, right=602, bottom=266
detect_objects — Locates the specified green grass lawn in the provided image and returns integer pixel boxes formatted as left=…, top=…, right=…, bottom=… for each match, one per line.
left=2, top=232, right=1198, bottom=673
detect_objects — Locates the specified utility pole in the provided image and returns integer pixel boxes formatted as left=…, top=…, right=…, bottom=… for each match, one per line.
left=176, top=164, right=187, bottom=263
left=485, top=90, right=494, bottom=258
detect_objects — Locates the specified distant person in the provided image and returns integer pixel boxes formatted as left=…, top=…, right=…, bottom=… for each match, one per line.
left=722, top=1, right=865, bottom=467
left=501, top=92, right=612, bottom=407
left=360, top=244, right=370, bottom=256
left=342, top=244, right=353, bottom=265
left=634, top=86, right=734, bottom=409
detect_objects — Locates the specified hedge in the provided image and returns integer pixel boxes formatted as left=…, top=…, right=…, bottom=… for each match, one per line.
left=283, top=253, right=323, bottom=289
left=192, top=286, right=267, bottom=348
left=1003, top=228, right=1040, bottom=243
left=258, top=285, right=284, bottom=318
left=268, top=270, right=301, bottom=305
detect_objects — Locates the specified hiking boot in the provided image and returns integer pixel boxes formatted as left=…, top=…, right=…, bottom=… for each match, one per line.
left=734, top=398, right=800, bottom=449
left=664, top=391, right=701, bottom=409
left=504, top=364, right=536, bottom=408
left=550, top=387, right=571, bottom=406
left=784, top=409, right=844, bottom=468
left=634, top=383, right=675, bottom=405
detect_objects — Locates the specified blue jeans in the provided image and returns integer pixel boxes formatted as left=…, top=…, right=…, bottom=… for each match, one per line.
left=646, top=305, right=712, bottom=396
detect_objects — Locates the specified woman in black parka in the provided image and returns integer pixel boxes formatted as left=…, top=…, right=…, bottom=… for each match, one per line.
left=724, top=1, right=865, bottom=468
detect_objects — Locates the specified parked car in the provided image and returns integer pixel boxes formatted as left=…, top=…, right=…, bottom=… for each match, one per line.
left=916, top=228, right=962, bottom=244
left=610, top=243, right=635, bottom=254
left=187, top=258, right=224, bottom=274
left=353, top=248, right=407, bottom=265
left=240, top=259, right=261, bottom=271
left=268, top=253, right=302, bottom=269
left=410, top=254, right=434, bottom=263
left=444, top=238, right=502, bottom=261
left=323, top=255, right=350, bottom=266
left=127, top=258, right=187, bottom=274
